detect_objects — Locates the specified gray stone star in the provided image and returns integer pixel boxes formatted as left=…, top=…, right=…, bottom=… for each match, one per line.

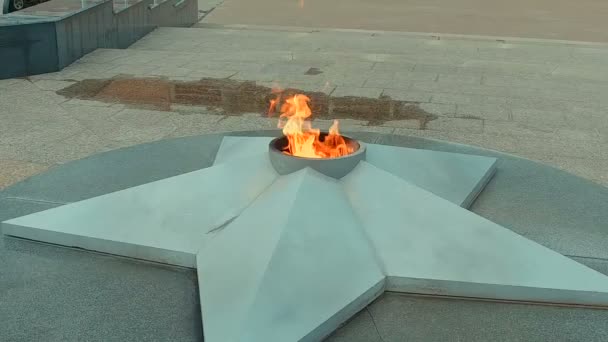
left=4, top=136, right=608, bottom=342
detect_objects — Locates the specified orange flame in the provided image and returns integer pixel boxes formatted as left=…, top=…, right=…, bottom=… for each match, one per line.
left=272, top=94, right=354, bottom=159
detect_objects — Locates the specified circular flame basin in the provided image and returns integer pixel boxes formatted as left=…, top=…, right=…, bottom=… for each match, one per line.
left=268, top=132, right=366, bottom=179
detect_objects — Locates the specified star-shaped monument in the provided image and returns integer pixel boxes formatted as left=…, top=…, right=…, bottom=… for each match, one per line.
left=3, top=136, right=608, bottom=342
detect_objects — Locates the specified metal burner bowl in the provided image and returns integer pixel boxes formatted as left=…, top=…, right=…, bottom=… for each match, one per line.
left=268, top=132, right=366, bottom=179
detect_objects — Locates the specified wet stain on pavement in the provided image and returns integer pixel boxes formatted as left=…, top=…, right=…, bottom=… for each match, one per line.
left=304, top=67, right=323, bottom=75
left=58, top=77, right=438, bottom=128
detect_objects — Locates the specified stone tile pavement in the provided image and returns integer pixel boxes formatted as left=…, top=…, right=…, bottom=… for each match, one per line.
left=203, top=0, right=608, bottom=43
left=1, top=26, right=608, bottom=189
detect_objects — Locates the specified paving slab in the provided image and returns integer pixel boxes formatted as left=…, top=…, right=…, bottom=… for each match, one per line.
left=60, top=104, right=125, bottom=132
left=0, top=234, right=202, bottom=342
left=438, top=73, right=482, bottom=85
left=0, top=116, right=84, bottom=147
left=426, top=117, right=484, bottom=133
left=32, top=79, right=76, bottom=91
left=164, top=113, right=225, bottom=138
left=431, top=93, right=509, bottom=106
left=483, top=120, right=555, bottom=139
left=19, top=130, right=113, bottom=165
left=419, top=102, right=457, bottom=116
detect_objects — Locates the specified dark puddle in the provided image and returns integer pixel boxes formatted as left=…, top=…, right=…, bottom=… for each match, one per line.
left=58, top=77, right=438, bottom=128
left=304, top=67, right=323, bottom=75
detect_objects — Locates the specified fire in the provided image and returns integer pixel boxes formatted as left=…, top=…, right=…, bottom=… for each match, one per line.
left=270, top=93, right=354, bottom=159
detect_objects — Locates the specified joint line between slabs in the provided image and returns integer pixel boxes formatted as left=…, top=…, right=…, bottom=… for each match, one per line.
left=565, top=254, right=608, bottom=262
left=387, top=291, right=608, bottom=310
left=366, top=308, right=387, bottom=342
left=3, top=196, right=67, bottom=205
